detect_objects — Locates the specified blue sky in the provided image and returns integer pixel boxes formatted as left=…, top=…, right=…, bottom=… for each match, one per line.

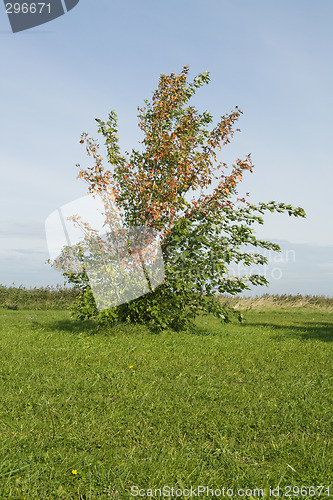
left=0, top=0, right=332, bottom=295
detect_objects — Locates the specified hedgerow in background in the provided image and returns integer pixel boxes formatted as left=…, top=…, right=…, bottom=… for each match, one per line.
left=54, top=66, right=306, bottom=331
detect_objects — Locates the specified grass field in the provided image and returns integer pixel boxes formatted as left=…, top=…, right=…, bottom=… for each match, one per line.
left=0, top=295, right=332, bottom=499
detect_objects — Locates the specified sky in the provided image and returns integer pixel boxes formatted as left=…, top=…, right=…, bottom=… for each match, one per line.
left=0, top=0, right=332, bottom=296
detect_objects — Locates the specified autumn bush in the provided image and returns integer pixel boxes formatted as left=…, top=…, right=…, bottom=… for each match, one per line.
left=53, top=66, right=305, bottom=331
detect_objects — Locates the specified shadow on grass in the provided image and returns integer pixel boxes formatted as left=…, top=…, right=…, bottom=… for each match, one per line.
left=50, top=319, right=100, bottom=335
left=49, top=318, right=152, bottom=336
left=48, top=318, right=219, bottom=337
left=248, top=321, right=333, bottom=343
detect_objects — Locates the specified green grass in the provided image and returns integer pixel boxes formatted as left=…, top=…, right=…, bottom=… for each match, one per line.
left=0, top=306, right=332, bottom=499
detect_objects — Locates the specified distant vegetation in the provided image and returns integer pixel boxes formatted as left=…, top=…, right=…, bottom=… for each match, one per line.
left=220, top=293, right=333, bottom=312
left=1, top=284, right=332, bottom=313
left=0, top=284, right=78, bottom=310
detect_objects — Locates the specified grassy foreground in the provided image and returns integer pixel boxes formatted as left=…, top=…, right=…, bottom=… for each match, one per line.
left=0, top=304, right=332, bottom=499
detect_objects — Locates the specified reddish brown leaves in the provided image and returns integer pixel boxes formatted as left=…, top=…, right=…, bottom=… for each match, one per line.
left=76, top=66, right=253, bottom=240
